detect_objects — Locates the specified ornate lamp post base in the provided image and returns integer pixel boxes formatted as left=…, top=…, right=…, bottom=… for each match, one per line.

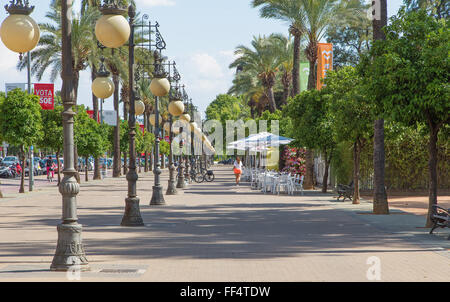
left=150, top=186, right=166, bottom=205
left=50, top=223, right=89, bottom=271
left=176, top=167, right=186, bottom=188
left=166, top=179, right=177, bottom=195
left=121, top=197, right=144, bottom=226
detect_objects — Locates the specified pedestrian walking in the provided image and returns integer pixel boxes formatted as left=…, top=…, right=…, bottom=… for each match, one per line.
left=233, top=157, right=243, bottom=186
left=46, top=156, right=55, bottom=182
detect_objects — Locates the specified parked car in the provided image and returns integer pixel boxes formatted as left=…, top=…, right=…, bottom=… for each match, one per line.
left=1, top=156, right=19, bottom=167
left=41, top=157, right=63, bottom=174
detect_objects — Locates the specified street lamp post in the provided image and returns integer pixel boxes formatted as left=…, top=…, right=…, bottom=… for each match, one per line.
left=121, top=5, right=144, bottom=226
left=150, top=51, right=170, bottom=206
left=51, top=0, right=89, bottom=271
left=166, top=64, right=183, bottom=195
left=95, top=2, right=144, bottom=226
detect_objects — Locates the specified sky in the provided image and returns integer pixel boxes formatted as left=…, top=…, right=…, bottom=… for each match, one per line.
left=0, top=0, right=405, bottom=118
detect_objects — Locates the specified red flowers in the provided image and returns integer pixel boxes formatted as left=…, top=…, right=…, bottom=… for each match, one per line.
left=282, top=147, right=306, bottom=176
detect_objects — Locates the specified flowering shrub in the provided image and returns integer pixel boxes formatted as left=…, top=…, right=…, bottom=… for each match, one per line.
left=281, top=147, right=306, bottom=176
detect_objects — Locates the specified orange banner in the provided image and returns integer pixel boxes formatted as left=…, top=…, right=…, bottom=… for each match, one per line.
left=316, top=43, right=333, bottom=90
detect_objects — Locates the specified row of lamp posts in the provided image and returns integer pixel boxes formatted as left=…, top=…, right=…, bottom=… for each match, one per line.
left=0, top=0, right=215, bottom=272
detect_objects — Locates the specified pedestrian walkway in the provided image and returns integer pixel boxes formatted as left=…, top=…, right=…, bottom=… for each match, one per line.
left=0, top=166, right=448, bottom=282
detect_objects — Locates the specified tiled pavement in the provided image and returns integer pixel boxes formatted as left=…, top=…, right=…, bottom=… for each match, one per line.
left=0, top=165, right=448, bottom=282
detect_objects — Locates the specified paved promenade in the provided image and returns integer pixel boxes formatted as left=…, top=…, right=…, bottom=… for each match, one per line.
left=0, top=165, right=448, bottom=282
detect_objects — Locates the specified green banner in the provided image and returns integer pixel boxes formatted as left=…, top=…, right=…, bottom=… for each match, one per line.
left=300, top=62, right=309, bottom=92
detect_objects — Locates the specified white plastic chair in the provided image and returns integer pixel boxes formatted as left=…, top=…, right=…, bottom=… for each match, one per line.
left=275, top=174, right=291, bottom=195
left=292, top=175, right=304, bottom=196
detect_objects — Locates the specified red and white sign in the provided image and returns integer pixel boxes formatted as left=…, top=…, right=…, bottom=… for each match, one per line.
left=86, top=110, right=100, bottom=122
left=139, top=124, right=145, bottom=135
left=34, top=83, right=54, bottom=110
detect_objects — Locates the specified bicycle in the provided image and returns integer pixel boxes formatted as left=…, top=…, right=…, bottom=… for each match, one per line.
left=47, top=166, right=55, bottom=182
left=195, top=167, right=215, bottom=183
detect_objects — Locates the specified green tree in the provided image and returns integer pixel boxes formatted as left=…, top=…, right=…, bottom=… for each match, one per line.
left=324, top=66, right=374, bottom=203
left=39, top=105, right=64, bottom=184
left=0, top=90, right=43, bottom=193
left=361, top=8, right=449, bottom=226
left=159, top=140, right=170, bottom=157
left=404, top=0, right=449, bottom=19
left=74, top=106, right=108, bottom=182
left=205, top=94, right=250, bottom=126
left=252, top=0, right=305, bottom=96
left=229, top=35, right=284, bottom=112
left=285, top=90, right=336, bottom=192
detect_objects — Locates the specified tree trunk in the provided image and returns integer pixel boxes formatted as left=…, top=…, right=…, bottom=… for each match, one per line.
left=282, top=71, right=290, bottom=106
left=265, top=86, right=277, bottom=113
left=322, top=150, right=330, bottom=193
left=372, top=0, right=389, bottom=214
left=426, top=124, right=440, bottom=227
left=291, top=32, right=301, bottom=96
left=19, top=147, right=25, bottom=193
left=303, top=46, right=318, bottom=190
left=113, top=73, right=121, bottom=177
left=74, top=145, right=80, bottom=184
left=373, top=119, right=389, bottom=213
left=353, top=141, right=361, bottom=204
left=144, top=151, right=148, bottom=172
left=149, top=148, right=153, bottom=171
left=307, top=59, right=316, bottom=91
left=56, top=150, right=61, bottom=185
left=85, top=157, right=89, bottom=182
left=303, top=149, right=314, bottom=190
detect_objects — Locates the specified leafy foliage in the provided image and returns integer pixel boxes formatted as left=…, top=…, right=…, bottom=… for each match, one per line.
left=0, top=89, right=43, bottom=149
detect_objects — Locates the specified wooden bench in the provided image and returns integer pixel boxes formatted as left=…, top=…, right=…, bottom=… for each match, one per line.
left=337, top=181, right=354, bottom=201
left=430, top=205, right=450, bottom=240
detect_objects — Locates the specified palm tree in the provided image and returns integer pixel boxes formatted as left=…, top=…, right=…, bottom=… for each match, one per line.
left=270, top=33, right=299, bottom=105
left=229, top=35, right=282, bottom=113
left=228, top=67, right=266, bottom=118
left=372, top=0, right=389, bottom=214
left=252, top=0, right=305, bottom=96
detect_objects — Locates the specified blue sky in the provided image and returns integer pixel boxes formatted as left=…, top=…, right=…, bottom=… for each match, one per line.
left=0, top=0, right=405, bottom=117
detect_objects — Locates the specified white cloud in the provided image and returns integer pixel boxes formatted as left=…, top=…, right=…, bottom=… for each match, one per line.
left=190, top=53, right=224, bottom=79
left=0, top=44, right=30, bottom=89
left=136, top=0, right=176, bottom=7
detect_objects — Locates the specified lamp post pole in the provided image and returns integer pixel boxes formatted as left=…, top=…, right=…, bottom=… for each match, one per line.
left=176, top=134, right=186, bottom=188
left=150, top=52, right=166, bottom=206
left=121, top=5, right=144, bottom=226
left=190, top=99, right=195, bottom=172
left=51, top=0, right=89, bottom=271
left=166, top=114, right=177, bottom=195
left=27, top=51, right=34, bottom=192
